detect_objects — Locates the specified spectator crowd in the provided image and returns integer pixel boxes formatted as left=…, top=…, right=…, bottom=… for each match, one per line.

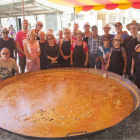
left=0, top=19, right=140, bottom=89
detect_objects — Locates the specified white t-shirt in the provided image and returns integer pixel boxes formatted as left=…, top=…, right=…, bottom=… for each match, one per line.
left=0, top=58, right=18, bottom=80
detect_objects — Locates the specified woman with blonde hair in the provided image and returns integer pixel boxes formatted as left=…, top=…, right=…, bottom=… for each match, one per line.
left=24, top=30, right=41, bottom=72
left=60, top=28, right=73, bottom=67
left=106, top=35, right=127, bottom=75
left=44, top=33, right=60, bottom=68
left=34, top=21, right=43, bottom=40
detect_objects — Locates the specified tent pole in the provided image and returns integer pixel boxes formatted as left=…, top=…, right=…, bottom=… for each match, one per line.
left=16, top=17, right=19, bottom=31
left=22, top=0, right=25, bottom=20
left=0, top=18, right=2, bottom=27
left=74, top=7, right=75, bottom=23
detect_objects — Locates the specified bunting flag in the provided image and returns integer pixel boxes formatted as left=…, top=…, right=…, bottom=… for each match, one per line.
left=47, top=0, right=140, bottom=14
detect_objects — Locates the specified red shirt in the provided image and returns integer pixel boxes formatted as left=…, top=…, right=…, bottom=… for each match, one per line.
left=70, top=41, right=89, bottom=54
left=15, top=30, right=29, bottom=57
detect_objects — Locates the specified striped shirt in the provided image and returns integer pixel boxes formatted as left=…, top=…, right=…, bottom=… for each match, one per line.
left=88, top=35, right=103, bottom=54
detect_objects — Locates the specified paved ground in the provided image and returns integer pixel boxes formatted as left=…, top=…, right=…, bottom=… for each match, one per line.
left=0, top=108, right=140, bottom=140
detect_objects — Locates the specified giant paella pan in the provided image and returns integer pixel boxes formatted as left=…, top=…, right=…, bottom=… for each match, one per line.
left=0, top=68, right=139, bottom=139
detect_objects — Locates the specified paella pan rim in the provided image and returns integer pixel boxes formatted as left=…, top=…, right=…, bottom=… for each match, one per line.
left=0, top=68, right=140, bottom=139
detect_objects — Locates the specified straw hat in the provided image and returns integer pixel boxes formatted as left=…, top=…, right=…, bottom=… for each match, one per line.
left=1, top=28, right=9, bottom=33
left=126, top=20, right=140, bottom=31
left=74, top=30, right=85, bottom=37
left=102, top=23, right=111, bottom=30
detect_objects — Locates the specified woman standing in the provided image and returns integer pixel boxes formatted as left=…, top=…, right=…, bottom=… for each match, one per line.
left=131, top=33, right=140, bottom=89
left=99, top=36, right=112, bottom=70
left=34, top=21, right=43, bottom=40
left=24, top=30, right=41, bottom=72
left=38, top=31, right=47, bottom=70
left=70, top=30, right=89, bottom=67
left=106, top=35, right=127, bottom=75
left=60, top=28, right=72, bottom=67
left=44, top=33, right=60, bottom=69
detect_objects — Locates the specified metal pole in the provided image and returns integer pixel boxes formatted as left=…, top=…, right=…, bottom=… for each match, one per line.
left=16, top=17, right=19, bottom=31
left=0, top=18, right=2, bottom=27
left=74, top=7, right=75, bottom=23
left=22, top=0, right=25, bottom=20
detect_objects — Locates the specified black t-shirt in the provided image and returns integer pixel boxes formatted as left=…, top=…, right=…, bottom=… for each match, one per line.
left=0, top=38, right=15, bottom=59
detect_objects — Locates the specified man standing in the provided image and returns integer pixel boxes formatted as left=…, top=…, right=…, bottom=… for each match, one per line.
left=102, top=23, right=115, bottom=43
left=124, top=20, right=140, bottom=76
left=15, top=20, right=28, bottom=73
left=0, top=48, right=19, bottom=82
left=115, top=22, right=129, bottom=41
left=10, top=25, right=16, bottom=35
left=88, top=25, right=103, bottom=69
left=0, top=28, right=17, bottom=60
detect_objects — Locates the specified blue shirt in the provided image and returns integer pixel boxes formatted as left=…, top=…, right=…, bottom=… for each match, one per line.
left=98, top=44, right=112, bottom=56
left=88, top=35, right=103, bottom=54
left=120, top=33, right=129, bottom=41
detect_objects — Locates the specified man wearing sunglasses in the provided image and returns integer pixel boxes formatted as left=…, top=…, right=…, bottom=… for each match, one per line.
left=0, top=48, right=19, bottom=82
left=0, top=28, right=17, bottom=61
left=15, top=19, right=29, bottom=74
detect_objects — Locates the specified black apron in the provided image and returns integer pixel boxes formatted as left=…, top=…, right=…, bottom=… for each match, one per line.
left=108, top=47, right=124, bottom=75
left=126, top=37, right=137, bottom=76
left=83, top=37, right=89, bottom=44
left=39, top=41, right=47, bottom=70
left=60, top=39, right=71, bottom=67
left=73, top=42, right=86, bottom=67
left=132, top=45, right=140, bottom=88
left=46, top=45, right=60, bottom=69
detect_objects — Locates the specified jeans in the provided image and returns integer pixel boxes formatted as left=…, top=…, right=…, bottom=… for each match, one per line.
left=89, top=53, right=101, bottom=69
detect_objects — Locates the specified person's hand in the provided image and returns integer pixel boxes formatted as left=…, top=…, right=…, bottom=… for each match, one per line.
left=71, top=61, right=73, bottom=66
left=51, top=58, right=57, bottom=64
left=123, top=69, right=126, bottom=74
left=95, top=57, right=99, bottom=63
left=33, top=60, right=37, bottom=64
left=131, top=69, right=134, bottom=76
left=64, top=56, right=70, bottom=60
left=84, top=62, right=88, bottom=67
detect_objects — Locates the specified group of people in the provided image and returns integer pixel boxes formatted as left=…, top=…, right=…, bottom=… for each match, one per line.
left=0, top=19, right=140, bottom=89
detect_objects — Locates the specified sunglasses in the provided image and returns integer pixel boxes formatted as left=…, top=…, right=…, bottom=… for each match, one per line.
left=115, top=25, right=121, bottom=27
left=64, top=32, right=70, bottom=34
left=48, top=38, right=53, bottom=40
left=2, top=53, right=9, bottom=55
left=103, top=39, right=110, bottom=41
left=37, top=24, right=43, bottom=27
left=2, top=31, right=8, bottom=34
left=114, top=39, right=121, bottom=41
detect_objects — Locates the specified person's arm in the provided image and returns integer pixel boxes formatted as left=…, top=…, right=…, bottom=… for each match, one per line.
left=131, top=58, right=135, bottom=76
left=84, top=52, right=88, bottom=67
left=100, top=56, right=106, bottom=66
left=106, top=54, right=111, bottom=71
left=24, top=42, right=33, bottom=60
left=16, top=42, right=25, bottom=55
left=0, top=76, right=2, bottom=82
left=59, top=39, right=65, bottom=59
left=13, top=39, right=17, bottom=60
left=123, top=52, right=127, bottom=74
left=70, top=51, right=74, bottom=66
